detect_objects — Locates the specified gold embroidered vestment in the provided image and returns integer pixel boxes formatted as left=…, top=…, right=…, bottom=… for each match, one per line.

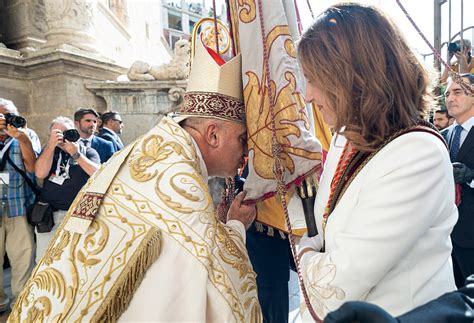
left=9, top=117, right=261, bottom=323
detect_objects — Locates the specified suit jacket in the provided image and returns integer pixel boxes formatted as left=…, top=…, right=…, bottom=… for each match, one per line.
left=443, top=125, right=474, bottom=247
left=98, top=127, right=124, bottom=151
left=91, top=135, right=116, bottom=163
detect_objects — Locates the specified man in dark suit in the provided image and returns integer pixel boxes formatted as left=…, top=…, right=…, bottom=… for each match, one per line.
left=98, top=111, right=124, bottom=151
left=73, top=108, right=116, bottom=163
left=442, top=73, right=474, bottom=288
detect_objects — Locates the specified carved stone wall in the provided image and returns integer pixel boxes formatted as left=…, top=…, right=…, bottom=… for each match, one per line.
left=42, top=0, right=96, bottom=52
left=86, top=80, right=186, bottom=145
left=107, top=0, right=128, bottom=26
left=0, top=49, right=126, bottom=143
left=0, top=0, right=47, bottom=51
left=0, top=0, right=185, bottom=146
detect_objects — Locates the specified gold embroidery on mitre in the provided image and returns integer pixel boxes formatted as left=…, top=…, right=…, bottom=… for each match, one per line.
left=180, top=37, right=244, bottom=123
left=182, top=92, right=246, bottom=123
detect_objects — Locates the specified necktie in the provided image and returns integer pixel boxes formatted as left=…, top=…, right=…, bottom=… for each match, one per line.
left=80, top=139, right=89, bottom=148
left=450, top=125, right=463, bottom=161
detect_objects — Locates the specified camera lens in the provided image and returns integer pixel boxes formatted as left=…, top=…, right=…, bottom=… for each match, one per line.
left=4, top=113, right=26, bottom=128
left=63, top=129, right=80, bottom=142
left=448, top=42, right=460, bottom=53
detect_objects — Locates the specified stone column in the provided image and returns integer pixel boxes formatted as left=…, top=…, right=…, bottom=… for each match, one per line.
left=0, top=0, right=48, bottom=52
left=42, top=0, right=97, bottom=53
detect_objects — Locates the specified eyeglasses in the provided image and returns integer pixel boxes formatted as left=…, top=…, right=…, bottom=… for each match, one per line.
left=113, top=119, right=123, bottom=124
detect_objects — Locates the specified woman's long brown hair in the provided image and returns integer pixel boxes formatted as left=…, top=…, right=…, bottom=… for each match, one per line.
left=298, top=3, right=432, bottom=152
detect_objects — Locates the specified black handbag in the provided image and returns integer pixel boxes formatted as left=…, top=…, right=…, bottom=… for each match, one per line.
left=27, top=201, right=55, bottom=233
left=3, top=151, right=51, bottom=231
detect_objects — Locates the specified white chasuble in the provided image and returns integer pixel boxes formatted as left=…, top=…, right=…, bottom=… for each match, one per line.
left=9, top=117, right=262, bottom=323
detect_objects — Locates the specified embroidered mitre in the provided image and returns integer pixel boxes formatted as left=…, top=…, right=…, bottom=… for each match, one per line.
left=178, top=39, right=245, bottom=124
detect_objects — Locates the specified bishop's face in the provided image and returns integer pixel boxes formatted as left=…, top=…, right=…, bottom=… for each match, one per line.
left=214, top=121, right=248, bottom=177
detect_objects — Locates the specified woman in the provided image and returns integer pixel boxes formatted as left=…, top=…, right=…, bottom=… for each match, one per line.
left=296, top=3, right=457, bottom=320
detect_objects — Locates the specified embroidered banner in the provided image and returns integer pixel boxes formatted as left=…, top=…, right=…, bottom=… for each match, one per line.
left=228, top=0, right=324, bottom=233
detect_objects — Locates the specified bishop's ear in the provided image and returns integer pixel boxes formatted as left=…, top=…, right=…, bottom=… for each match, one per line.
left=204, top=121, right=220, bottom=148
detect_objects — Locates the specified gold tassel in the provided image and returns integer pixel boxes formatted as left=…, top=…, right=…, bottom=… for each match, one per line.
left=278, top=230, right=286, bottom=239
left=92, top=228, right=162, bottom=322
left=267, top=227, right=274, bottom=237
left=255, top=222, right=264, bottom=232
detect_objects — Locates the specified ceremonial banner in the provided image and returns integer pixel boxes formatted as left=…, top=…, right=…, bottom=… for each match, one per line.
left=228, top=0, right=323, bottom=233
left=311, top=103, right=332, bottom=153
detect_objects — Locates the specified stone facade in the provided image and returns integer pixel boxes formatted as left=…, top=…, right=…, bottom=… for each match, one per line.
left=86, top=80, right=186, bottom=145
left=0, top=0, right=182, bottom=145
left=42, top=0, right=97, bottom=52
left=0, top=0, right=48, bottom=52
left=0, top=47, right=126, bottom=143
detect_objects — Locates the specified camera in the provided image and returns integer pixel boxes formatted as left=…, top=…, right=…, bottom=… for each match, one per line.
left=63, top=129, right=80, bottom=142
left=4, top=113, right=26, bottom=128
left=448, top=42, right=461, bottom=53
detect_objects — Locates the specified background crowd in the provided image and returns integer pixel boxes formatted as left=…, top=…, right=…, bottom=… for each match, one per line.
left=0, top=100, right=124, bottom=312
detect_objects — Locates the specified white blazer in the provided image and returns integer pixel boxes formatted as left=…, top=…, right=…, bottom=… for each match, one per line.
left=301, top=131, right=458, bottom=320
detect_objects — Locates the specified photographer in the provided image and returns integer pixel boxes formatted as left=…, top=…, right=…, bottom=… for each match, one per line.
left=34, top=117, right=99, bottom=262
left=0, top=98, right=40, bottom=312
left=441, top=39, right=474, bottom=83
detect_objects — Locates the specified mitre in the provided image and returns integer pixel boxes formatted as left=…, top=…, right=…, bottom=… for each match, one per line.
left=175, top=39, right=245, bottom=123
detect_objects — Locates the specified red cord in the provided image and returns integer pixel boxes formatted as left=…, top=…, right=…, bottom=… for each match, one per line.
left=212, top=0, right=220, bottom=55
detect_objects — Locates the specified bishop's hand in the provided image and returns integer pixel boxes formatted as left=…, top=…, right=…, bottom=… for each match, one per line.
left=226, top=191, right=256, bottom=230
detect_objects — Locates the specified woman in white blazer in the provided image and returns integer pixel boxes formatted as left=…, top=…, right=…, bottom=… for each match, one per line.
left=296, top=3, right=458, bottom=320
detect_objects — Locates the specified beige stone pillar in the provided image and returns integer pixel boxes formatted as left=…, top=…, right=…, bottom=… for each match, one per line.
left=0, top=0, right=48, bottom=52
left=42, top=0, right=97, bottom=52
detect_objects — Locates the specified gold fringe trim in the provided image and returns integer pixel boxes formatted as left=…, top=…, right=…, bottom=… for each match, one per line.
left=255, top=222, right=264, bottom=233
left=279, top=230, right=286, bottom=240
left=92, top=228, right=162, bottom=322
left=255, top=222, right=288, bottom=240
left=266, top=227, right=274, bottom=237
